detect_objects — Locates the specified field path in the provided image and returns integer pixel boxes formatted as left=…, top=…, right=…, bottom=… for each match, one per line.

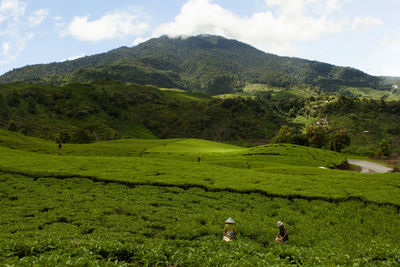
left=348, top=159, right=393, bottom=173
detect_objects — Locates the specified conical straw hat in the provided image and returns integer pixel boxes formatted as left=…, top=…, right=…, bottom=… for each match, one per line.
left=225, top=217, right=235, bottom=224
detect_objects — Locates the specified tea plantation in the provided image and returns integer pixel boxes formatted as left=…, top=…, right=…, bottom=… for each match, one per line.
left=1, top=130, right=399, bottom=266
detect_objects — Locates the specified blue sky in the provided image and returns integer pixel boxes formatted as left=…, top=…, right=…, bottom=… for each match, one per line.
left=1, top=0, right=399, bottom=77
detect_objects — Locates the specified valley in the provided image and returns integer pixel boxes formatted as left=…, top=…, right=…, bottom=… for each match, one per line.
left=0, top=35, right=399, bottom=266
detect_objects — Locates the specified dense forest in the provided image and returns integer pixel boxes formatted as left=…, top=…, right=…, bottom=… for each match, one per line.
left=1, top=80, right=399, bottom=156
left=0, top=35, right=390, bottom=95
left=0, top=80, right=286, bottom=143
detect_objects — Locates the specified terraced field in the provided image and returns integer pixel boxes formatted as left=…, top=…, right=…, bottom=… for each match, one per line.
left=1, top=130, right=399, bottom=266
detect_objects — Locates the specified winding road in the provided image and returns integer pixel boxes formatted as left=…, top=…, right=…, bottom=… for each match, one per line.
left=347, top=159, right=393, bottom=173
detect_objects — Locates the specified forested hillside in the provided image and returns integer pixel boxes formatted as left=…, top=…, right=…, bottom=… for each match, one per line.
left=0, top=80, right=285, bottom=143
left=319, top=96, right=400, bottom=155
left=0, top=35, right=388, bottom=95
left=1, top=80, right=400, bottom=156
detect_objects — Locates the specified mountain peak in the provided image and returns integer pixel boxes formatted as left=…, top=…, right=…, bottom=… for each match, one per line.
left=0, top=35, right=385, bottom=94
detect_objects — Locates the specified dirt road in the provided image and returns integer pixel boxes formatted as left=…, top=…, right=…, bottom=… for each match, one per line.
left=347, top=159, right=393, bottom=173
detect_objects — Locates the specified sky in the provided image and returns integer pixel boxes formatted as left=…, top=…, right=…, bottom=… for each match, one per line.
left=0, top=0, right=399, bottom=77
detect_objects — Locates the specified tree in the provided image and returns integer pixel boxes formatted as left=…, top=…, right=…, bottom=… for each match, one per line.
left=54, top=129, right=71, bottom=144
left=7, top=91, right=19, bottom=106
left=306, top=125, right=328, bottom=148
left=7, top=120, right=17, bottom=132
left=291, top=134, right=309, bottom=146
left=275, top=125, right=292, bottom=143
left=330, top=130, right=351, bottom=152
left=71, top=128, right=94, bottom=144
left=376, top=139, right=391, bottom=158
left=26, top=98, right=36, bottom=114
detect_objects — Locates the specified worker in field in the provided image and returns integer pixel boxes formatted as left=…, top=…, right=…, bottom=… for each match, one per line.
left=223, top=217, right=237, bottom=241
left=275, top=221, right=288, bottom=244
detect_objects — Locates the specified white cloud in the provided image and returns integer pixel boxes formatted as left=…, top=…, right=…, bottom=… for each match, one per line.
left=363, top=65, right=400, bottom=77
left=0, top=0, right=47, bottom=66
left=352, top=16, right=382, bottom=32
left=28, top=8, right=48, bottom=27
left=153, top=0, right=349, bottom=55
left=64, top=11, right=149, bottom=42
left=133, top=36, right=150, bottom=46
left=381, top=35, right=400, bottom=46
left=53, top=17, right=65, bottom=28
left=2, top=42, right=10, bottom=55
left=380, top=28, right=400, bottom=47
left=55, top=22, right=65, bottom=28
left=61, top=53, right=85, bottom=62
left=0, top=32, right=33, bottom=65
left=0, top=0, right=26, bottom=23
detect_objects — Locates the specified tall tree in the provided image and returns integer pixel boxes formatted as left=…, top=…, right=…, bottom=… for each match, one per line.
left=330, top=130, right=351, bottom=152
left=275, top=125, right=292, bottom=143
left=376, top=139, right=391, bottom=158
left=306, top=125, right=328, bottom=148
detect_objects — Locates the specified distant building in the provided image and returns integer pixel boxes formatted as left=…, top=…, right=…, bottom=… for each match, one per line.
left=315, top=117, right=329, bottom=126
left=392, top=84, right=399, bottom=89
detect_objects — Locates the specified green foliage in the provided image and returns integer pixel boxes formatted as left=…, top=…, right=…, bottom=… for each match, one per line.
left=377, top=139, right=392, bottom=158
left=53, top=129, right=71, bottom=144
left=306, top=125, right=328, bottom=148
left=0, top=130, right=399, bottom=265
left=0, top=81, right=284, bottom=143
left=290, top=134, right=309, bottom=146
left=7, top=90, right=20, bottom=106
left=330, top=130, right=351, bottom=152
left=0, top=162, right=400, bottom=265
left=26, top=97, right=36, bottom=114
left=7, top=120, right=17, bottom=131
left=320, top=97, right=400, bottom=155
left=275, top=125, right=292, bottom=143
left=2, top=131, right=400, bottom=206
left=71, top=128, right=95, bottom=144
left=0, top=79, right=399, bottom=155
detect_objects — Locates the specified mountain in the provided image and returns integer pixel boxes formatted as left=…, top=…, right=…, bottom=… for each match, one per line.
left=0, top=35, right=388, bottom=95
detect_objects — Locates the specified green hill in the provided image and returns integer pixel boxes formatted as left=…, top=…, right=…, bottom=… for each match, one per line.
left=0, top=35, right=388, bottom=95
left=2, top=130, right=398, bottom=204
left=1, top=129, right=398, bottom=206
left=0, top=80, right=285, bottom=142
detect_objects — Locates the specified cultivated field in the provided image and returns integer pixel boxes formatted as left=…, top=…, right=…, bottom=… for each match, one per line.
left=1, top=130, right=399, bottom=265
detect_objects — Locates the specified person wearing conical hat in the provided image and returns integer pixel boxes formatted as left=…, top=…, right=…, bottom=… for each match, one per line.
left=275, top=221, right=288, bottom=244
left=223, top=217, right=237, bottom=240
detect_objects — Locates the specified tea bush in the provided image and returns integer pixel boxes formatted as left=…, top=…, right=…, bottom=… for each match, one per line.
left=1, top=174, right=399, bottom=266
left=1, top=131, right=399, bottom=265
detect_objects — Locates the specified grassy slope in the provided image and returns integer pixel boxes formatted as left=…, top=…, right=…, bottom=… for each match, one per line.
left=1, top=130, right=399, bottom=206
left=1, top=130, right=400, bottom=265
